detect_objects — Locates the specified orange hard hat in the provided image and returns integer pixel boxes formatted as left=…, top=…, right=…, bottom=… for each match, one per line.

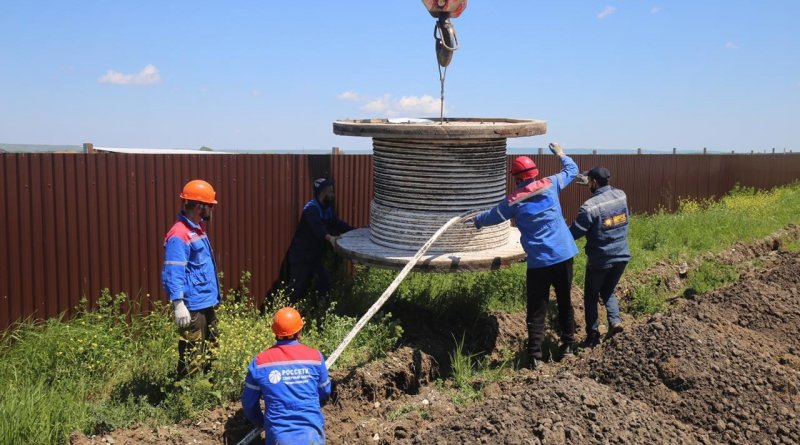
left=272, top=307, right=304, bottom=337
left=510, top=156, right=539, bottom=181
left=180, top=180, right=218, bottom=204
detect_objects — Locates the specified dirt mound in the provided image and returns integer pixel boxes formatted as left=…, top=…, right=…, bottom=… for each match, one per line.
left=578, top=252, right=800, bottom=444
left=332, top=346, right=440, bottom=405
left=410, top=373, right=716, bottom=445
left=69, top=405, right=246, bottom=445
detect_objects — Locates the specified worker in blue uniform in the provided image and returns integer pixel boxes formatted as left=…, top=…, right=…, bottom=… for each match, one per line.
left=470, top=143, right=579, bottom=370
left=242, top=307, right=332, bottom=445
left=162, top=179, right=221, bottom=378
left=570, top=166, right=630, bottom=346
left=286, top=178, right=353, bottom=306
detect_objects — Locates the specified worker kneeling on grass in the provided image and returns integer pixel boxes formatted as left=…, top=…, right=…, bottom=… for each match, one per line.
left=470, top=143, right=579, bottom=370
left=243, top=307, right=332, bottom=445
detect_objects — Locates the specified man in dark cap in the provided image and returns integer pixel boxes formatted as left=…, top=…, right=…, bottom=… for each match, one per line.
left=570, top=167, right=630, bottom=347
left=286, top=178, right=353, bottom=306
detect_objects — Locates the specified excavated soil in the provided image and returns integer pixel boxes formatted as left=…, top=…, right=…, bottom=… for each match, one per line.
left=71, top=233, right=800, bottom=445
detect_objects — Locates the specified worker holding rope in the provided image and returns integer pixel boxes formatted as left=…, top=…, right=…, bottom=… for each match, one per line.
left=242, top=307, right=332, bottom=445
left=469, top=143, right=580, bottom=370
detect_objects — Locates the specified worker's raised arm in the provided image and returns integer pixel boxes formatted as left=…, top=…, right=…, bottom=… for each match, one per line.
left=548, top=143, right=579, bottom=191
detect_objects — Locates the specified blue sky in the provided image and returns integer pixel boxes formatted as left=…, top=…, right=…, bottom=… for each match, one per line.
left=1, top=1, right=798, bottom=152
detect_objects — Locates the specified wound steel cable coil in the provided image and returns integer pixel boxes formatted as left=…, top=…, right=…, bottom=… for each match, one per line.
left=369, top=137, right=509, bottom=253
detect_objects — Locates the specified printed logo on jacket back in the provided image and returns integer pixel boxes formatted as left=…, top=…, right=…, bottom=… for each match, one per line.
left=269, top=370, right=282, bottom=384
left=602, top=212, right=628, bottom=230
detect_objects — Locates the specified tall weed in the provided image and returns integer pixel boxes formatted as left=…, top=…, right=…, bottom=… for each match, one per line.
left=0, top=273, right=402, bottom=444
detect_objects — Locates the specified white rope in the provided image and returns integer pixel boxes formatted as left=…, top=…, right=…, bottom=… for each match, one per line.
left=236, top=211, right=476, bottom=445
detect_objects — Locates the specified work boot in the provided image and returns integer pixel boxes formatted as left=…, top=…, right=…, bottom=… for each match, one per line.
left=582, top=331, right=602, bottom=348
left=528, top=357, right=545, bottom=371
left=607, top=321, right=624, bottom=338
left=560, top=343, right=576, bottom=358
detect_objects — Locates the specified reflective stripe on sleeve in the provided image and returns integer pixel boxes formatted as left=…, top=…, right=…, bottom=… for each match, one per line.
left=244, top=382, right=260, bottom=391
left=572, top=221, right=588, bottom=232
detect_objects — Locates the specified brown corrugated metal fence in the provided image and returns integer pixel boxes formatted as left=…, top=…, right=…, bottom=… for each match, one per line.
left=1, top=152, right=799, bottom=330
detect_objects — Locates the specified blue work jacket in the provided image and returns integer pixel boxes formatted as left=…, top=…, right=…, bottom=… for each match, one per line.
left=475, top=155, right=579, bottom=268
left=570, top=185, right=631, bottom=269
left=243, top=340, right=332, bottom=445
left=161, top=212, right=220, bottom=311
left=288, top=199, right=353, bottom=263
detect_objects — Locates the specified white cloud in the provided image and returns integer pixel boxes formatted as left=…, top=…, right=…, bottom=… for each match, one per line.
left=650, top=6, right=661, bottom=14
left=725, top=41, right=738, bottom=50
left=337, top=91, right=361, bottom=101
left=362, top=95, right=391, bottom=113
left=338, top=91, right=447, bottom=117
left=98, top=64, right=161, bottom=85
left=398, top=95, right=441, bottom=114
left=597, top=5, right=617, bottom=19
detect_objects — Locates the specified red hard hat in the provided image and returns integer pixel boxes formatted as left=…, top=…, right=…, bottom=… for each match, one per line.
left=180, top=180, right=218, bottom=205
left=511, top=156, right=539, bottom=180
left=272, top=307, right=304, bottom=337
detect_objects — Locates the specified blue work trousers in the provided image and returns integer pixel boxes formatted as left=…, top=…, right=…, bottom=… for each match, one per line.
left=584, top=262, right=626, bottom=335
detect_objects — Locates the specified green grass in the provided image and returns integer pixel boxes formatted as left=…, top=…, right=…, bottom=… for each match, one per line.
left=784, top=239, right=800, bottom=253
left=440, top=335, right=513, bottom=406
left=683, top=260, right=739, bottom=297
left=386, top=402, right=430, bottom=421
left=0, top=274, right=402, bottom=445
left=627, top=277, right=670, bottom=316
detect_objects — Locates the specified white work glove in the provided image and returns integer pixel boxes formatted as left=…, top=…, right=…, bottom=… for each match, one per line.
left=575, top=174, right=590, bottom=186
left=549, top=142, right=565, bottom=156
left=463, top=216, right=479, bottom=230
left=325, top=234, right=339, bottom=249
left=173, top=300, right=191, bottom=328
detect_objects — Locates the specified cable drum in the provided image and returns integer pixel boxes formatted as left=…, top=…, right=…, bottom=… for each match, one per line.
left=332, top=118, right=546, bottom=271
left=370, top=137, right=510, bottom=253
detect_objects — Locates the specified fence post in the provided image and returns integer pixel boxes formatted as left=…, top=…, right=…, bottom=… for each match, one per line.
left=672, top=147, right=676, bottom=154
left=537, top=147, right=543, bottom=155
left=703, top=147, right=707, bottom=155
left=592, top=149, right=597, bottom=155
left=83, top=142, right=94, bottom=154
left=637, top=148, right=642, bottom=155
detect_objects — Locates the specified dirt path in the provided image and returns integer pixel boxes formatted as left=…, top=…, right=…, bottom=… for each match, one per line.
left=72, top=229, right=800, bottom=445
